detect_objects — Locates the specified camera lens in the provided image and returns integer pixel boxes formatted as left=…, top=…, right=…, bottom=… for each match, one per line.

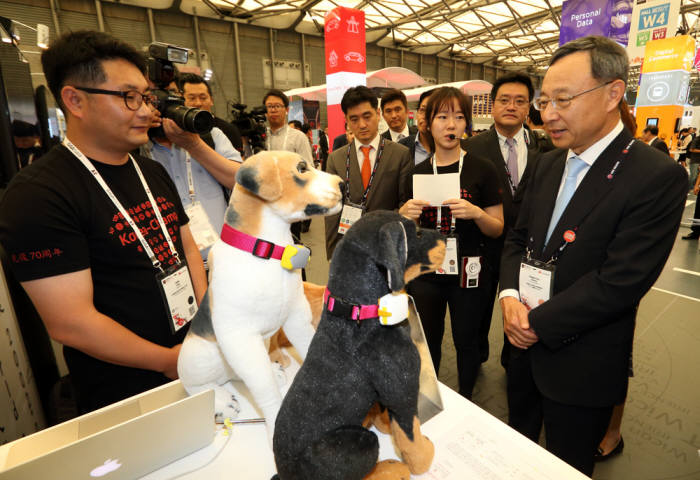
left=165, top=104, right=213, bottom=134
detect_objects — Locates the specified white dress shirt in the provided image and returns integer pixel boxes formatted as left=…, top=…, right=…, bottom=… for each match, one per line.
left=389, top=125, right=410, bottom=143
left=354, top=134, right=381, bottom=171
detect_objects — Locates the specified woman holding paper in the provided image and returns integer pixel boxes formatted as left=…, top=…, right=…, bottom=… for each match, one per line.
left=399, top=87, right=503, bottom=399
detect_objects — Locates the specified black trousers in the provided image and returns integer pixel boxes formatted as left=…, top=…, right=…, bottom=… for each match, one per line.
left=691, top=191, right=700, bottom=235
left=408, top=273, right=491, bottom=399
left=477, top=272, right=498, bottom=363
left=507, top=347, right=613, bottom=477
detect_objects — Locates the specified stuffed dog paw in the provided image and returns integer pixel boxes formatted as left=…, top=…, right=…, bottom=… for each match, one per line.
left=273, top=211, right=446, bottom=480
left=177, top=151, right=343, bottom=441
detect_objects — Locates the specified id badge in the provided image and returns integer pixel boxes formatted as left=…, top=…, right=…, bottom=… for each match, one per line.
left=338, top=203, right=363, bottom=235
left=519, top=257, right=555, bottom=310
left=460, top=256, right=481, bottom=288
left=435, top=237, right=458, bottom=275
left=184, top=202, right=218, bottom=252
left=157, top=264, right=198, bottom=333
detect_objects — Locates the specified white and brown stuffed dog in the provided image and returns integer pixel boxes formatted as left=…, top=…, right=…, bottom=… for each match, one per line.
left=177, top=151, right=344, bottom=440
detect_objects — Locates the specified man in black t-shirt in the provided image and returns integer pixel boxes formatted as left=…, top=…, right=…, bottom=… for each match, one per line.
left=0, top=31, right=207, bottom=413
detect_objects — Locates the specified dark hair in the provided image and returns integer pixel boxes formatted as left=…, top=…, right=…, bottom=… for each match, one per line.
left=528, top=104, right=543, bottom=126
left=41, top=30, right=147, bottom=112
left=301, top=123, right=312, bottom=134
left=380, top=88, right=407, bottom=110
left=340, top=86, right=378, bottom=114
left=491, top=72, right=534, bottom=102
left=263, top=89, right=289, bottom=108
left=680, top=128, right=689, bottom=134
left=177, top=72, right=212, bottom=97
left=550, top=35, right=629, bottom=87
left=644, top=126, right=659, bottom=136
left=418, top=88, right=436, bottom=107
left=424, top=87, right=472, bottom=151
left=288, top=119, right=303, bottom=130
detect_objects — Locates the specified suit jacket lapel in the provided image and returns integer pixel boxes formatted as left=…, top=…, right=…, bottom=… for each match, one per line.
left=367, top=140, right=392, bottom=207
left=533, top=150, right=567, bottom=256
left=542, top=130, right=632, bottom=259
left=514, top=145, right=540, bottom=201
left=484, top=129, right=512, bottom=199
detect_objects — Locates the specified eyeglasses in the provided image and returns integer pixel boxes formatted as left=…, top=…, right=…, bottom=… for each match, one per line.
left=265, top=104, right=285, bottom=112
left=533, top=81, right=613, bottom=112
left=494, top=96, right=530, bottom=108
left=74, top=86, right=156, bottom=111
left=417, top=107, right=427, bottom=115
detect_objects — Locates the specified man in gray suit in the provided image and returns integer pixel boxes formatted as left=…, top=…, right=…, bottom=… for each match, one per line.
left=324, top=86, right=412, bottom=258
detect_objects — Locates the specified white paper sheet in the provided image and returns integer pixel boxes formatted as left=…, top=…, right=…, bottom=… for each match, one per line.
left=413, top=173, right=460, bottom=206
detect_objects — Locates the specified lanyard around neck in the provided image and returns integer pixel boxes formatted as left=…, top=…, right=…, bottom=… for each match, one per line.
left=345, top=137, right=385, bottom=207
left=543, top=138, right=636, bottom=264
left=267, top=125, right=289, bottom=151
left=63, top=138, right=180, bottom=272
left=185, top=153, right=196, bottom=202
left=430, top=150, right=465, bottom=232
left=431, top=150, right=465, bottom=175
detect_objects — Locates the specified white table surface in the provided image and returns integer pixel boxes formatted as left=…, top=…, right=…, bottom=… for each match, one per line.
left=139, top=359, right=590, bottom=480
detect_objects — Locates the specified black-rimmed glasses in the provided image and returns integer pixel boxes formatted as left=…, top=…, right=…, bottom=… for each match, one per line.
left=73, top=86, right=157, bottom=111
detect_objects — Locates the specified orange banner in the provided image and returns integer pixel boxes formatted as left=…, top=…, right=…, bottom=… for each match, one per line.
left=642, top=35, right=696, bottom=73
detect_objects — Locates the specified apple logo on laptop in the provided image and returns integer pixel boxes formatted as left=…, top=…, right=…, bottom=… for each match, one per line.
left=90, top=459, right=122, bottom=477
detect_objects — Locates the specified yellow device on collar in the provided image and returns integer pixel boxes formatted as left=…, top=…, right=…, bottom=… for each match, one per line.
left=280, top=244, right=311, bottom=270
left=377, top=292, right=409, bottom=326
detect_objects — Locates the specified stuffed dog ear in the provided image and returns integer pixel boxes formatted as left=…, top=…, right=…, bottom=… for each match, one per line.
left=235, top=153, right=283, bottom=201
left=377, top=221, right=408, bottom=292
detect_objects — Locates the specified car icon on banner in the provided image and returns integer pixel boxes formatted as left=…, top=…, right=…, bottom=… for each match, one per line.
left=344, top=52, right=364, bottom=63
left=325, top=18, right=339, bottom=32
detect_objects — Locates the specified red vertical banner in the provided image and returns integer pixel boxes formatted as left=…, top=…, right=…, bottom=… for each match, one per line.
left=325, top=7, right=366, bottom=150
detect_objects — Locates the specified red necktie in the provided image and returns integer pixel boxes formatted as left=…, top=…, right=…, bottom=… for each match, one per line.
left=360, top=146, right=372, bottom=189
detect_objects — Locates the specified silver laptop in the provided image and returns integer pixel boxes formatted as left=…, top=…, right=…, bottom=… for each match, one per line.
left=0, top=381, right=214, bottom=480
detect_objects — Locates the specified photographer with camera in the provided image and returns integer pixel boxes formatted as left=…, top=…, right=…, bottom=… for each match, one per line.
left=177, top=73, right=243, bottom=154
left=0, top=31, right=207, bottom=413
left=139, top=47, right=241, bottom=262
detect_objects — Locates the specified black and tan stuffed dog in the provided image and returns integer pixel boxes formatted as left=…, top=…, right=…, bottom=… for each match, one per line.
left=273, top=211, right=446, bottom=480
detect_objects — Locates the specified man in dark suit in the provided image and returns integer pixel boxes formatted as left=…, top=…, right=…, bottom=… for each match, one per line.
left=499, top=36, right=687, bottom=476
left=325, top=86, right=412, bottom=257
left=380, top=89, right=418, bottom=142
left=398, top=88, right=435, bottom=165
left=331, top=123, right=352, bottom=151
left=463, top=72, right=541, bottom=365
left=642, top=125, right=670, bottom=155
left=318, top=125, right=329, bottom=170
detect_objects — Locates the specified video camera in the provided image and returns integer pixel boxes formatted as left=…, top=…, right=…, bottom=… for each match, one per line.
left=146, top=42, right=213, bottom=138
left=231, top=103, right=267, bottom=154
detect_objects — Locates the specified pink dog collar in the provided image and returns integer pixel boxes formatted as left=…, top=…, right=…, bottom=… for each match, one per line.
left=221, top=224, right=285, bottom=260
left=323, top=288, right=379, bottom=321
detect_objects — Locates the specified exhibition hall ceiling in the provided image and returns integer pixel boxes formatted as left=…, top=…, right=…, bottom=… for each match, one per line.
left=112, top=0, right=700, bottom=70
